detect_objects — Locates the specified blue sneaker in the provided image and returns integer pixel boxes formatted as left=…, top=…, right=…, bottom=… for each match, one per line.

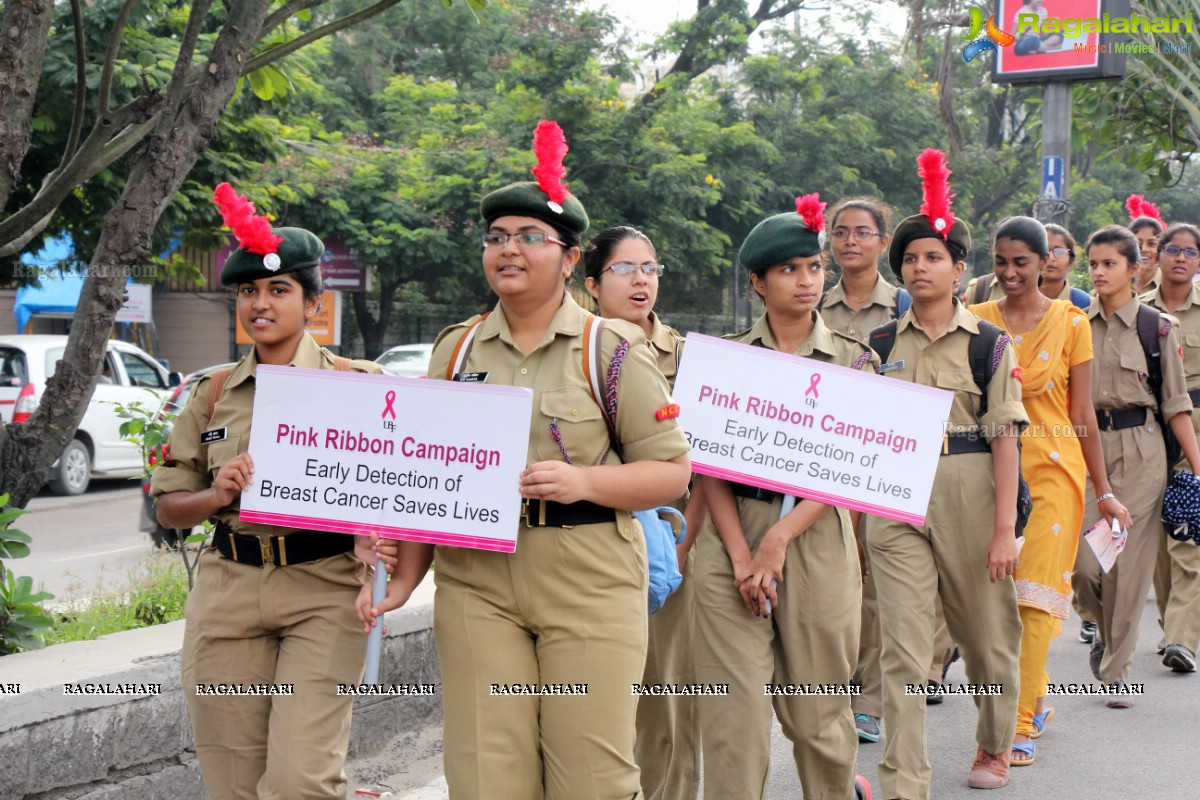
left=854, top=713, right=881, bottom=743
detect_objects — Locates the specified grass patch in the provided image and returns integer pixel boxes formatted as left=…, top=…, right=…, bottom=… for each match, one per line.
left=43, top=552, right=190, bottom=645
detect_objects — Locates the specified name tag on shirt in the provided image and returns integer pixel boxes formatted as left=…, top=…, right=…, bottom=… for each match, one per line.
left=453, top=372, right=489, bottom=383
left=200, top=427, right=227, bottom=445
left=879, top=360, right=906, bottom=374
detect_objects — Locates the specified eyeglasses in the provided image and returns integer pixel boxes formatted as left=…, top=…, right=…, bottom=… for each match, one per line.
left=481, top=232, right=568, bottom=249
left=601, top=262, right=665, bottom=277
left=1050, top=246, right=1071, bottom=258
left=1163, top=244, right=1200, bottom=259
left=831, top=228, right=882, bottom=242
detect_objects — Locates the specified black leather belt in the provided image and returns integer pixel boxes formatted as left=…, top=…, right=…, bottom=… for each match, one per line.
left=942, top=432, right=991, bottom=456
left=213, top=521, right=353, bottom=567
left=1095, top=407, right=1149, bottom=431
left=521, top=499, right=614, bottom=528
left=729, top=483, right=781, bottom=503
left=1189, top=388, right=1200, bottom=408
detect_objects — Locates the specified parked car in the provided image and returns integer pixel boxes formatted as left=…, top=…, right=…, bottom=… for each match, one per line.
left=138, top=362, right=235, bottom=549
left=0, top=335, right=181, bottom=495
left=374, top=343, right=434, bottom=378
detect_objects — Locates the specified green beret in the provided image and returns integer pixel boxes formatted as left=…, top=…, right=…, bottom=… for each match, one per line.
left=738, top=212, right=826, bottom=273
left=220, top=227, right=324, bottom=286
left=480, top=182, right=589, bottom=241
left=887, top=215, right=972, bottom=283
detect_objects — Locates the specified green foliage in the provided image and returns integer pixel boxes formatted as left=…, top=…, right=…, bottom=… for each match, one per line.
left=111, top=400, right=175, bottom=480
left=0, top=493, right=54, bottom=655
left=42, top=554, right=190, bottom=645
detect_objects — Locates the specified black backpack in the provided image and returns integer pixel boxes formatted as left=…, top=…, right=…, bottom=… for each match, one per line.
left=869, top=318, right=1033, bottom=536
left=1135, top=303, right=1182, bottom=468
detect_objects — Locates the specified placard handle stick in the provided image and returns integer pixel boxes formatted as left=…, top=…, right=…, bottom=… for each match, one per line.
left=362, top=558, right=388, bottom=685
left=763, top=495, right=797, bottom=615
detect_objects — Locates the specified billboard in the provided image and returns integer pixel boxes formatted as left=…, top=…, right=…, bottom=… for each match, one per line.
left=990, top=0, right=1130, bottom=84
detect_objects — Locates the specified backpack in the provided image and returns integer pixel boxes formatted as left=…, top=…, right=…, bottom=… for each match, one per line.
left=449, top=313, right=686, bottom=614
left=1068, top=287, right=1091, bottom=311
left=869, top=318, right=1034, bottom=537
left=1135, top=304, right=1182, bottom=469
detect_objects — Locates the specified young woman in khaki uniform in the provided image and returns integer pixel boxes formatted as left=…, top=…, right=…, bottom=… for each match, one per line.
left=820, top=197, right=954, bottom=743
left=693, top=195, right=873, bottom=800
left=1073, top=224, right=1200, bottom=702
left=866, top=151, right=1027, bottom=798
left=1127, top=195, right=1166, bottom=294
left=371, top=123, right=691, bottom=800
left=583, top=225, right=703, bottom=800
left=1141, top=223, right=1200, bottom=674
left=152, top=186, right=395, bottom=800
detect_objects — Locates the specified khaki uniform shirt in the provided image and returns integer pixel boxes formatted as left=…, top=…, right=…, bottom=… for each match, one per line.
left=428, top=293, right=689, bottom=473
left=1087, top=297, right=1191, bottom=417
left=820, top=274, right=904, bottom=345
left=150, top=333, right=383, bottom=536
left=877, top=300, right=1029, bottom=439
left=1143, top=282, right=1200, bottom=391
left=645, top=311, right=683, bottom=392
left=728, top=311, right=880, bottom=374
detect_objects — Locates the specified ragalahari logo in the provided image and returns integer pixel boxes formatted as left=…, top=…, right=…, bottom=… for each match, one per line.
left=962, top=6, right=1016, bottom=62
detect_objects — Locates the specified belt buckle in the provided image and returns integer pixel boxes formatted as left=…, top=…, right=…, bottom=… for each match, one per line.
left=942, top=435, right=950, bottom=456
left=227, top=529, right=239, bottom=561
left=521, top=499, right=533, bottom=528
left=259, top=537, right=274, bottom=565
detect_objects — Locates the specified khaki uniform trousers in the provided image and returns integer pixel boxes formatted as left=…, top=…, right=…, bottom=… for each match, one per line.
left=1155, top=535, right=1200, bottom=651
left=866, top=452, right=1022, bottom=800
left=854, top=527, right=955, bottom=720
left=635, top=548, right=700, bottom=800
left=1154, top=409, right=1200, bottom=652
left=693, top=496, right=860, bottom=800
left=1073, top=425, right=1168, bottom=682
left=433, top=520, right=648, bottom=800
left=181, top=548, right=368, bottom=800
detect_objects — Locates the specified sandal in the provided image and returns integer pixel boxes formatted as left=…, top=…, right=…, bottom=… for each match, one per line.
left=1029, top=707, right=1055, bottom=739
left=1011, top=740, right=1036, bottom=766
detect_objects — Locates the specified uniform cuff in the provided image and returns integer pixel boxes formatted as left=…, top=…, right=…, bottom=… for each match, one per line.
left=1161, top=395, right=1194, bottom=420
left=979, top=402, right=1030, bottom=442
left=620, top=428, right=691, bottom=465
left=149, top=466, right=208, bottom=498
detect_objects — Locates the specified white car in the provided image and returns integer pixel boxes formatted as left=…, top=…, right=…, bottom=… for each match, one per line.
left=0, top=335, right=181, bottom=495
left=375, top=343, right=434, bottom=378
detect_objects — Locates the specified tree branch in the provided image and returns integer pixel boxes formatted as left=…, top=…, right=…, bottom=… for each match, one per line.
left=0, top=0, right=55, bottom=210
left=97, top=0, right=143, bottom=114
left=155, top=0, right=214, bottom=136
left=64, top=0, right=87, bottom=161
left=262, top=0, right=329, bottom=35
left=241, top=0, right=405, bottom=75
left=751, top=0, right=804, bottom=23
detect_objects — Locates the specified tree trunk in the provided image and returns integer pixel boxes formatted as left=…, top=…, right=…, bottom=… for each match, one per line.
left=0, top=0, right=274, bottom=509
left=0, top=0, right=54, bottom=211
left=352, top=277, right=399, bottom=358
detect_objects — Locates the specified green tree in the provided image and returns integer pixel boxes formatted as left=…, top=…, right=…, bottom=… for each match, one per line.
left=0, top=0, right=485, bottom=509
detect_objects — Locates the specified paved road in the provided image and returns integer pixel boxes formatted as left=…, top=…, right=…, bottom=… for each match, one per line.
left=17, top=482, right=151, bottom=602
left=381, top=595, right=1196, bottom=799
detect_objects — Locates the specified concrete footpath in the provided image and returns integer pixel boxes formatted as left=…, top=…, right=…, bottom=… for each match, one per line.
left=376, top=595, right=1197, bottom=800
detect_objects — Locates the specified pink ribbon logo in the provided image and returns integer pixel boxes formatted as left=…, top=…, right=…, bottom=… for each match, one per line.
left=382, top=390, right=397, bottom=419
left=805, top=373, right=821, bottom=399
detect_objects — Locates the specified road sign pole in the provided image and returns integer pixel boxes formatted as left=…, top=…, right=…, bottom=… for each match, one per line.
left=1039, top=81, right=1072, bottom=226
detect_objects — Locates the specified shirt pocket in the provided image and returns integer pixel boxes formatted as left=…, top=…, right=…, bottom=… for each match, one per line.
left=1118, top=351, right=1153, bottom=402
left=536, top=388, right=609, bottom=464
left=205, top=437, right=243, bottom=479
left=935, top=368, right=982, bottom=426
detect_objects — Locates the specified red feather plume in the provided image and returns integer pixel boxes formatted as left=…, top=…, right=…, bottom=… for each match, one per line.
left=917, top=148, right=956, bottom=239
left=1125, top=194, right=1165, bottom=226
left=795, top=193, right=826, bottom=233
left=213, top=182, right=282, bottom=255
left=530, top=120, right=569, bottom=205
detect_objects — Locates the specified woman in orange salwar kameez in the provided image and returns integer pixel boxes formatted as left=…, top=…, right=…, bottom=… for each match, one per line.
left=971, top=216, right=1132, bottom=767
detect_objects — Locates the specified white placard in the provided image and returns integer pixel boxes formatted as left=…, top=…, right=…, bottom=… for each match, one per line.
left=117, top=283, right=152, bottom=323
left=674, top=333, right=954, bottom=525
left=239, top=366, right=533, bottom=552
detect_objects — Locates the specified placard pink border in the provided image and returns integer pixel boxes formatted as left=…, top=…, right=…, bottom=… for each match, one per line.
left=239, top=509, right=518, bottom=553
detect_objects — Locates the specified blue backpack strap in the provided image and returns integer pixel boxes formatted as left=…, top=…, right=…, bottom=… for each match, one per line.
left=1069, top=287, right=1091, bottom=311
left=895, top=287, right=912, bottom=318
